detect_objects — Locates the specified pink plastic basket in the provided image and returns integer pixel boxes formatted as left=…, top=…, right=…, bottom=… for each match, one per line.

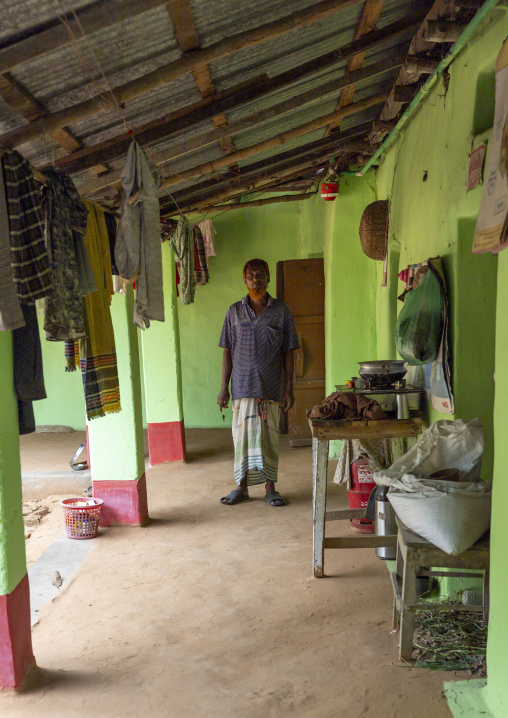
left=60, top=498, right=103, bottom=540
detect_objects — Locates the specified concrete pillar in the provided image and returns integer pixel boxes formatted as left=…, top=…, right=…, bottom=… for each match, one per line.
left=0, top=332, right=35, bottom=688
left=141, top=252, right=186, bottom=465
left=90, top=287, right=148, bottom=526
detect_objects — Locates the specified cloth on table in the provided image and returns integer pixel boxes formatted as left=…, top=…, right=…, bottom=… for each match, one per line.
left=0, top=156, right=24, bottom=331
left=194, top=226, right=209, bottom=286
left=232, top=398, right=281, bottom=486
left=42, top=167, right=92, bottom=341
left=115, top=141, right=164, bottom=329
left=169, top=215, right=195, bottom=305
left=333, top=439, right=392, bottom=487
left=219, top=294, right=300, bottom=403
left=2, top=149, right=52, bottom=303
left=197, top=219, right=217, bottom=258
left=65, top=202, right=121, bottom=420
left=306, top=391, right=388, bottom=421
left=13, top=303, right=47, bottom=434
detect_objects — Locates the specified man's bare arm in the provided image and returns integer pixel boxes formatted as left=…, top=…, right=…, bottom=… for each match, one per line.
left=281, top=350, right=295, bottom=412
left=217, top=348, right=232, bottom=409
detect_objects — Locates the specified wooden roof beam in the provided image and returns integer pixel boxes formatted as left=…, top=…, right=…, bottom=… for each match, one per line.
left=325, top=0, right=386, bottom=136
left=39, top=14, right=423, bottom=175
left=0, top=0, right=365, bottom=149
left=0, top=0, right=170, bottom=76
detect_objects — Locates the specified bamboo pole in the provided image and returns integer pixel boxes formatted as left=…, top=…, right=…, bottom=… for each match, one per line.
left=193, top=192, right=315, bottom=214
left=159, top=93, right=387, bottom=190
left=76, top=55, right=403, bottom=197
left=0, top=0, right=363, bottom=149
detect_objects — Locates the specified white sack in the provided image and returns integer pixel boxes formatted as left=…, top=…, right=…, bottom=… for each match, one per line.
left=388, top=481, right=491, bottom=555
left=374, top=419, right=484, bottom=488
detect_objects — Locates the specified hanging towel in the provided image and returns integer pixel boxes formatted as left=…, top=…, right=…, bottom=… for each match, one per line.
left=0, top=155, right=24, bottom=331
left=42, top=167, right=92, bottom=342
left=13, top=303, right=47, bottom=434
left=115, top=141, right=164, bottom=329
left=66, top=202, right=120, bottom=420
left=194, top=226, right=209, bottom=286
left=169, top=215, right=195, bottom=305
left=3, top=150, right=51, bottom=303
left=198, top=219, right=217, bottom=258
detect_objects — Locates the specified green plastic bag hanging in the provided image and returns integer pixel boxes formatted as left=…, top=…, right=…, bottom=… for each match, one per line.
left=395, top=269, right=444, bottom=365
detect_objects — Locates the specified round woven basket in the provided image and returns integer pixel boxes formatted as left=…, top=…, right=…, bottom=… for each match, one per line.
left=359, top=200, right=389, bottom=260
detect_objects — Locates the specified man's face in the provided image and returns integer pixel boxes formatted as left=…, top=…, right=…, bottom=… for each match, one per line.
left=244, top=265, right=269, bottom=292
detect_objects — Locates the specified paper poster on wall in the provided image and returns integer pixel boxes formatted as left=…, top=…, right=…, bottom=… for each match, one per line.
left=472, top=37, right=508, bottom=253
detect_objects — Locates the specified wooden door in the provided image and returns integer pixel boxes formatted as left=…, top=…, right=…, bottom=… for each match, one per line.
left=277, top=258, right=325, bottom=446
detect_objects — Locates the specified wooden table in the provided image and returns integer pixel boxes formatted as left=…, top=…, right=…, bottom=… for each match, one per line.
left=309, top=417, right=422, bottom=578
left=392, top=515, right=490, bottom=661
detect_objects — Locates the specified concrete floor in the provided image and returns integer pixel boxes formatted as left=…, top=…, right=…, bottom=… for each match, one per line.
left=2, top=429, right=457, bottom=718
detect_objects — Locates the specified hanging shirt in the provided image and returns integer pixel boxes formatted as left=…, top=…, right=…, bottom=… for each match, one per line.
left=0, top=153, right=24, bottom=331
left=169, top=216, right=195, bottom=305
left=219, top=293, right=300, bottom=402
left=198, top=219, right=217, bottom=258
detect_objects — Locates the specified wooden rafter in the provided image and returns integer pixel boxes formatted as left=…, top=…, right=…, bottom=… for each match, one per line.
left=166, top=0, right=238, bottom=159
left=194, top=192, right=316, bottom=214
left=0, top=0, right=366, bottom=149
left=0, top=74, right=111, bottom=174
left=0, top=0, right=169, bottom=76
left=37, top=14, right=420, bottom=176
left=325, top=0, right=386, bottom=136
left=76, top=54, right=403, bottom=197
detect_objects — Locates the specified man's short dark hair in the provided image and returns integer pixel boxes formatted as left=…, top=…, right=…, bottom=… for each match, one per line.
left=243, top=258, right=270, bottom=279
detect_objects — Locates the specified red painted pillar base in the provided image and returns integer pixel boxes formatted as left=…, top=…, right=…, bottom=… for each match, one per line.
left=0, top=573, right=35, bottom=689
left=147, top=420, right=186, bottom=465
left=93, top=473, right=149, bottom=527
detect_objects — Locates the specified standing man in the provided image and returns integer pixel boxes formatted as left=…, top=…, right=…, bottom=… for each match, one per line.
left=218, top=259, right=300, bottom=507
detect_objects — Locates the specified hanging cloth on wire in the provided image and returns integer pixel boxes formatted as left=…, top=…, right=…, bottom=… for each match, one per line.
left=65, top=202, right=121, bottom=421
left=2, top=149, right=51, bottom=303
left=169, top=215, right=195, bottom=305
left=197, top=219, right=217, bottom=258
left=0, top=153, right=24, bottom=331
left=115, top=141, right=164, bottom=329
left=42, top=167, right=95, bottom=341
left=13, top=303, right=47, bottom=434
left=194, top=225, right=209, bottom=286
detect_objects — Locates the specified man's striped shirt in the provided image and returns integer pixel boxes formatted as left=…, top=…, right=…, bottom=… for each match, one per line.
left=219, top=293, right=300, bottom=402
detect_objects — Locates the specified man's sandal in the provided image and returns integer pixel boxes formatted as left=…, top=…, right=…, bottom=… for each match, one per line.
left=220, top=489, right=250, bottom=505
left=265, top=491, right=285, bottom=507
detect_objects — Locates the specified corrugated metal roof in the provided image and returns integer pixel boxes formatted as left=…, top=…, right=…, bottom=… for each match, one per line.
left=0, top=0, right=431, bottom=208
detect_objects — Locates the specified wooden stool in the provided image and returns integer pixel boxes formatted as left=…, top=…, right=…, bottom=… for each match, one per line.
left=392, top=515, right=490, bottom=661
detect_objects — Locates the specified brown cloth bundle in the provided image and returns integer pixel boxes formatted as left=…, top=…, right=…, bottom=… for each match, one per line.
left=307, top=391, right=388, bottom=421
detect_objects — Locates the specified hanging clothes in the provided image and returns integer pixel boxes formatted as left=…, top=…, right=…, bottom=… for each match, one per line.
left=194, top=225, right=209, bottom=286
left=0, top=155, right=24, bottom=331
left=169, top=215, right=195, bottom=305
left=2, top=149, right=51, bottom=303
left=65, top=202, right=120, bottom=420
left=104, top=212, right=119, bottom=275
left=42, top=167, right=94, bottom=342
left=115, top=141, right=164, bottom=329
left=13, top=303, right=47, bottom=434
left=197, top=219, right=217, bottom=258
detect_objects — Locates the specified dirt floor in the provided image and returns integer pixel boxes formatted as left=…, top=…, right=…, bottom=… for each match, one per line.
left=2, top=429, right=460, bottom=718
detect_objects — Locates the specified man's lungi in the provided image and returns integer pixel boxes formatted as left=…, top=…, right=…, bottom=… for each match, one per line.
left=232, top=398, right=280, bottom=486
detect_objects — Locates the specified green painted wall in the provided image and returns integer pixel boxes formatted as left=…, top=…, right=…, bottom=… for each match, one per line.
left=88, top=288, right=145, bottom=482
left=0, top=332, right=27, bottom=595
left=486, top=249, right=508, bottom=715
left=141, top=248, right=183, bottom=425
left=33, top=313, right=86, bottom=430
left=178, top=202, right=303, bottom=428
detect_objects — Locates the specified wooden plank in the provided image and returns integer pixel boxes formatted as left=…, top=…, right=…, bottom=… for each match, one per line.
left=326, top=508, right=365, bottom=521
left=159, top=92, right=387, bottom=189
left=407, top=603, right=489, bottom=611
left=8, top=11, right=425, bottom=155
left=0, top=0, right=168, bottom=75
left=326, top=0, right=386, bottom=135
left=196, top=192, right=315, bottom=213
left=312, top=438, right=329, bottom=578
left=0, top=0, right=366, bottom=149
left=324, top=535, right=398, bottom=549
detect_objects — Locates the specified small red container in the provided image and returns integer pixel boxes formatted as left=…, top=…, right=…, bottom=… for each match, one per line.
left=320, top=181, right=339, bottom=201
left=347, top=488, right=373, bottom=509
left=348, top=457, right=376, bottom=531
left=60, top=498, right=103, bottom=540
